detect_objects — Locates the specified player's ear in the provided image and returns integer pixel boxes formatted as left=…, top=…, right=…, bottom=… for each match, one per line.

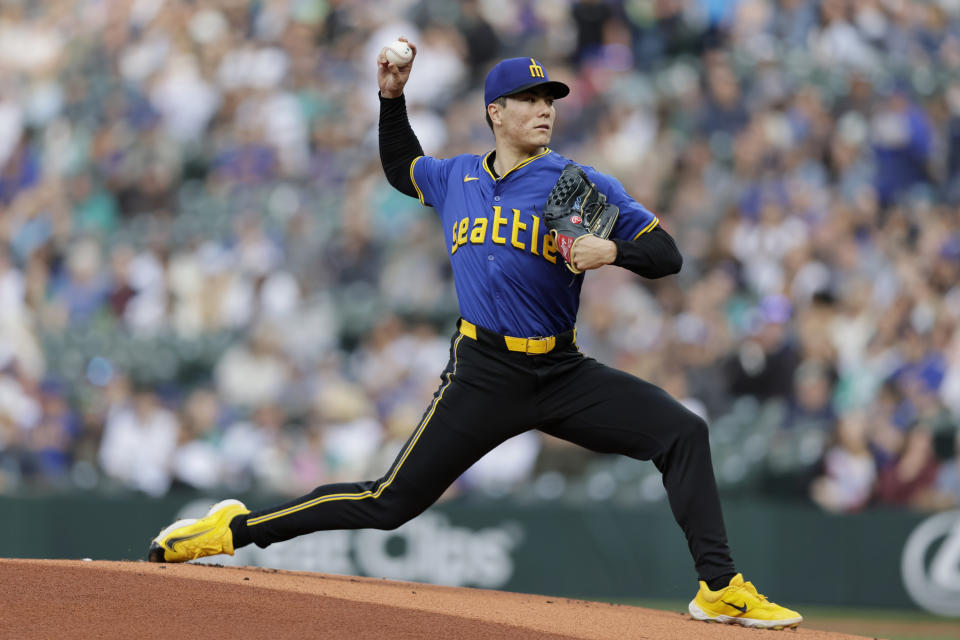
left=487, top=102, right=502, bottom=128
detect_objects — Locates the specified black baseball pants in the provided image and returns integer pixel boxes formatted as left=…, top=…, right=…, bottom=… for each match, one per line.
left=242, top=320, right=735, bottom=583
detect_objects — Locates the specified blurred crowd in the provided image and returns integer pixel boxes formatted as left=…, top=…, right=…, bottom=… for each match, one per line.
left=1, top=0, right=960, bottom=514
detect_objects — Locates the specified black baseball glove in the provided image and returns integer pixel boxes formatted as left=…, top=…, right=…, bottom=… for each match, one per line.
left=542, top=164, right=619, bottom=274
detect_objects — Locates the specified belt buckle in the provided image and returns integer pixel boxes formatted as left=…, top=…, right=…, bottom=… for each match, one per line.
left=525, top=336, right=547, bottom=355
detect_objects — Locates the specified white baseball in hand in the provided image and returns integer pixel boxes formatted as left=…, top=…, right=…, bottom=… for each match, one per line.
left=384, top=40, right=413, bottom=66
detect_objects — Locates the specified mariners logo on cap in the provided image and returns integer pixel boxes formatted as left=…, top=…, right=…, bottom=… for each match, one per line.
left=529, top=59, right=544, bottom=78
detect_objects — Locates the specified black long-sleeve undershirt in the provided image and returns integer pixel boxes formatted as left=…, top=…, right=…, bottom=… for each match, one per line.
left=612, top=227, right=682, bottom=278
left=378, top=93, right=682, bottom=279
left=379, top=93, right=422, bottom=198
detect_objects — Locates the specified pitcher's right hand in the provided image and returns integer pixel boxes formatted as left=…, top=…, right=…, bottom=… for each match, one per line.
left=378, top=37, right=417, bottom=99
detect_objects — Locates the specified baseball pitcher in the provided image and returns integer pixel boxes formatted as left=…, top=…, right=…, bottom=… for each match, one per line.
left=147, top=41, right=802, bottom=631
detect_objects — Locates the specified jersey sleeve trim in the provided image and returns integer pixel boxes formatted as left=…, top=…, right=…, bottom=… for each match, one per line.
left=409, top=155, right=426, bottom=205
left=632, top=217, right=660, bottom=240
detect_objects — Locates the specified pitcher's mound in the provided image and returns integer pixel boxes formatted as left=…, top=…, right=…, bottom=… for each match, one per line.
left=1, top=559, right=862, bottom=639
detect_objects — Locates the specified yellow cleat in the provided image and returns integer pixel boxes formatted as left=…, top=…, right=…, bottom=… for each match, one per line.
left=689, top=573, right=802, bottom=629
left=147, top=499, right=250, bottom=563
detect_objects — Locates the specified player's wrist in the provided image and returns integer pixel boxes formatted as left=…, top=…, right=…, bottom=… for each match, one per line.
left=609, top=237, right=625, bottom=266
left=601, top=238, right=618, bottom=265
left=379, top=88, right=405, bottom=100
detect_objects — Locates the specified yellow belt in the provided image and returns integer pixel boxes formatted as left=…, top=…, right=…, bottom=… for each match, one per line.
left=459, top=319, right=573, bottom=355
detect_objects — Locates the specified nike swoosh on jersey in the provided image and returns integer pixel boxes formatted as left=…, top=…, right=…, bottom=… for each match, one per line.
left=463, top=175, right=479, bottom=182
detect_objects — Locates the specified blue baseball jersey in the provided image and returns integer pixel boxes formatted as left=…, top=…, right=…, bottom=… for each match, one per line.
left=410, top=148, right=659, bottom=337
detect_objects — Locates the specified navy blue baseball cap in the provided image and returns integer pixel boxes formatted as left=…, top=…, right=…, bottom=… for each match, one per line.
left=484, top=57, right=570, bottom=106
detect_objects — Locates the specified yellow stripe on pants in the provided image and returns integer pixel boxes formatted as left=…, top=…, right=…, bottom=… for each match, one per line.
left=246, top=334, right=465, bottom=527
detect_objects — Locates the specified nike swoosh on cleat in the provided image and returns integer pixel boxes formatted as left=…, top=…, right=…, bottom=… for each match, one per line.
left=722, top=600, right=748, bottom=614
left=463, top=175, right=479, bottom=182
left=165, top=528, right=214, bottom=552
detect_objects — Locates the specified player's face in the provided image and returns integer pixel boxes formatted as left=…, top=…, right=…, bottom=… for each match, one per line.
left=499, top=88, right=555, bottom=150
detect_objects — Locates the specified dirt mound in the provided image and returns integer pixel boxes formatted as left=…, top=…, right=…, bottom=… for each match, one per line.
left=1, top=559, right=865, bottom=639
